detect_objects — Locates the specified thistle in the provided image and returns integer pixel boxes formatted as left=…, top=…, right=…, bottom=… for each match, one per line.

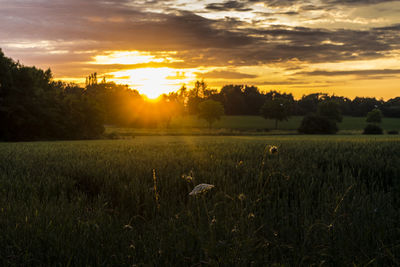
left=181, top=170, right=194, bottom=183
left=269, top=145, right=278, bottom=154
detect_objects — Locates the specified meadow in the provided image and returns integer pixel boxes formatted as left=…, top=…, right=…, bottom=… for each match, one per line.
left=0, top=135, right=399, bottom=266
left=106, top=116, right=400, bottom=137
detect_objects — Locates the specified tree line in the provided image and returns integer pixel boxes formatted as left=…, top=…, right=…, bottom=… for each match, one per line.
left=1, top=49, right=399, bottom=140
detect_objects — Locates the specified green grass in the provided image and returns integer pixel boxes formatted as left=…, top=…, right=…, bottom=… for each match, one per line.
left=0, top=136, right=399, bottom=265
left=106, top=115, right=400, bottom=137
left=172, top=115, right=400, bottom=130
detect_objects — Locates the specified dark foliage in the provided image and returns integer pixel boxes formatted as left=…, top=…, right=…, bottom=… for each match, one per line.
left=366, top=108, right=383, bottom=123
left=363, top=124, right=383, bottom=135
left=318, top=100, right=343, bottom=122
left=0, top=49, right=104, bottom=141
left=382, top=97, right=400, bottom=118
left=350, top=97, right=383, bottom=117
left=387, top=130, right=399, bottom=135
left=298, top=114, right=338, bottom=134
left=260, top=93, right=294, bottom=129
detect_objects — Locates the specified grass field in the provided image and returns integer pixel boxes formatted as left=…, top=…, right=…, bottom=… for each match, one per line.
left=1, top=135, right=399, bottom=265
left=106, top=116, right=400, bottom=137
left=171, top=115, right=400, bottom=131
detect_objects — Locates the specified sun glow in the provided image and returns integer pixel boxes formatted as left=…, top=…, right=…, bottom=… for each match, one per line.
left=91, top=50, right=181, bottom=65
left=109, top=68, right=196, bottom=99
left=89, top=50, right=197, bottom=98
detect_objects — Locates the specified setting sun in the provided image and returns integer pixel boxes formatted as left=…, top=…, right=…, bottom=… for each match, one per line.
left=109, top=67, right=196, bottom=99
left=88, top=51, right=196, bottom=98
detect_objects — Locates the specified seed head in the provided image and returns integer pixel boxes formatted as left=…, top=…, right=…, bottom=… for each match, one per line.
left=269, top=146, right=278, bottom=154
left=238, top=193, right=246, bottom=201
left=181, top=174, right=193, bottom=183
left=189, top=183, right=215, bottom=196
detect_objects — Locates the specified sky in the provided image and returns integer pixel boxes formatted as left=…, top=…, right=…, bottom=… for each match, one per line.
left=1, top=0, right=399, bottom=99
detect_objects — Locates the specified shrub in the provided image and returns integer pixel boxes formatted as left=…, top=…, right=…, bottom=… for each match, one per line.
left=387, top=130, right=399, bottom=135
left=298, top=114, right=338, bottom=134
left=363, top=124, right=383, bottom=135
left=366, top=108, right=383, bottom=123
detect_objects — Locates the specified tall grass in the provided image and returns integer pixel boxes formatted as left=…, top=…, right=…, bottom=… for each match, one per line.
left=0, top=136, right=399, bottom=265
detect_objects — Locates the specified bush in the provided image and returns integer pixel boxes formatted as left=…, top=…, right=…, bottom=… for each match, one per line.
left=366, top=108, right=383, bottom=123
left=387, top=130, right=399, bottom=135
left=298, top=114, right=338, bottom=134
left=363, top=124, right=383, bottom=135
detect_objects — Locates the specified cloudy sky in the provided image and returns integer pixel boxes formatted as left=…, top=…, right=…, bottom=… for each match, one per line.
left=1, top=0, right=400, bottom=98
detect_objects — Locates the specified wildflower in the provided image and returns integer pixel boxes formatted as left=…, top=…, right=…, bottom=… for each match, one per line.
left=238, top=160, right=244, bottom=166
left=189, top=183, right=215, bottom=196
left=181, top=170, right=194, bottom=183
left=248, top=213, right=255, bottom=219
left=181, top=174, right=193, bottom=183
left=238, top=193, right=246, bottom=201
left=124, top=224, right=133, bottom=230
left=269, top=145, right=278, bottom=154
left=232, top=225, right=239, bottom=233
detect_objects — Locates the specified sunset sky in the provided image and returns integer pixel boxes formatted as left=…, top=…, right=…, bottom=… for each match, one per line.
left=1, top=0, right=399, bottom=99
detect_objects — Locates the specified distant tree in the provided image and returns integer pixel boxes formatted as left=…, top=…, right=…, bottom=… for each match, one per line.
left=366, top=108, right=383, bottom=124
left=242, top=85, right=266, bottom=115
left=198, top=100, right=224, bottom=128
left=298, top=114, right=338, bottom=134
left=297, top=93, right=323, bottom=115
left=186, top=81, right=207, bottom=115
left=381, top=97, right=400, bottom=118
left=260, top=97, right=292, bottom=129
left=158, top=94, right=184, bottom=128
left=350, top=97, right=382, bottom=116
left=318, top=100, right=343, bottom=122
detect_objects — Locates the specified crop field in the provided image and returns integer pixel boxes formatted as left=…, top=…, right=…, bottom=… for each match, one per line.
left=0, top=136, right=399, bottom=265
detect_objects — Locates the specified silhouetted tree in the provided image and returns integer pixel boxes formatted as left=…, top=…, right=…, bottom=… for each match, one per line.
left=382, top=97, right=400, bottom=118
left=350, top=97, right=382, bottom=116
left=318, top=100, right=343, bottom=122
left=198, top=100, right=224, bottom=128
left=0, top=50, right=104, bottom=141
left=260, top=96, right=293, bottom=129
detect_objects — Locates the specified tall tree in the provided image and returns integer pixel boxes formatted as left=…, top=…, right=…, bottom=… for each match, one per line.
left=260, top=97, right=293, bottom=129
left=198, top=100, right=224, bottom=128
left=318, top=100, right=343, bottom=122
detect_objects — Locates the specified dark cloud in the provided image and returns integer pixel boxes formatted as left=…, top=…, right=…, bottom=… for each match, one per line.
left=324, top=0, right=400, bottom=5
left=1, top=0, right=400, bottom=79
left=248, top=0, right=400, bottom=7
left=298, top=69, right=400, bottom=76
left=195, top=70, right=258, bottom=79
left=206, top=1, right=252, bottom=11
